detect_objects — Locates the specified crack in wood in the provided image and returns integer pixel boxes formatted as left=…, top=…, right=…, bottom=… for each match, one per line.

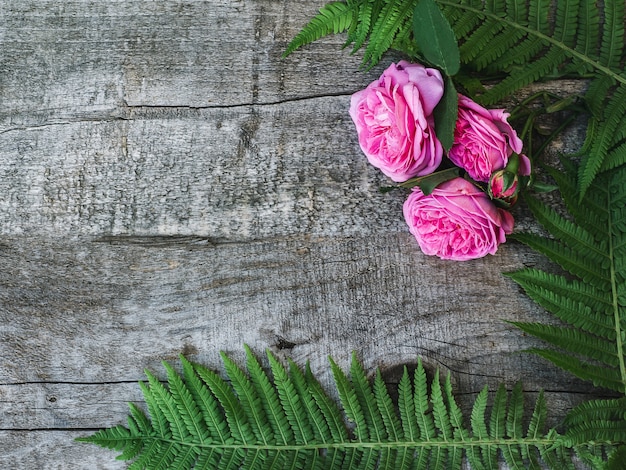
left=93, top=235, right=218, bottom=248
left=0, top=93, right=352, bottom=135
left=0, top=380, right=140, bottom=387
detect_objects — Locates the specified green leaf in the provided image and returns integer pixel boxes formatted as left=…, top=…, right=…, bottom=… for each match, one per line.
left=433, top=76, right=459, bottom=151
left=267, top=349, right=315, bottom=445
left=413, top=0, right=460, bottom=75
left=374, top=370, right=403, bottom=442
left=398, top=366, right=419, bottom=442
left=283, top=2, right=355, bottom=57
left=398, top=166, right=461, bottom=195
left=244, top=346, right=293, bottom=445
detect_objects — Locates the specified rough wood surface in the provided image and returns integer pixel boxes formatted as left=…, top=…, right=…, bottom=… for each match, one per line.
left=0, top=1, right=605, bottom=468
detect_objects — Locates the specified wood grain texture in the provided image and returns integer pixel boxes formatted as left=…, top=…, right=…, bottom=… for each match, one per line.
left=0, top=0, right=600, bottom=468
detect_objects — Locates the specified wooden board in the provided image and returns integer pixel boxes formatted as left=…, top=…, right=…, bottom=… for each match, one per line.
left=0, top=1, right=606, bottom=468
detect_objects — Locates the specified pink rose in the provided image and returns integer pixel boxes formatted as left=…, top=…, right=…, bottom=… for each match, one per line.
left=448, top=95, right=523, bottom=182
left=349, top=60, right=444, bottom=182
left=403, top=177, right=514, bottom=261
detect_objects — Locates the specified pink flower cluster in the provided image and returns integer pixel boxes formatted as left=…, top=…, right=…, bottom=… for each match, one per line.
left=349, top=61, right=530, bottom=261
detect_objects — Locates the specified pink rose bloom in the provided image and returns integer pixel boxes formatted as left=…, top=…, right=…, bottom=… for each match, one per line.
left=403, top=177, right=514, bottom=261
left=448, top=95, right=524, bottom=182
left=349, top=60, right=444, bottom=182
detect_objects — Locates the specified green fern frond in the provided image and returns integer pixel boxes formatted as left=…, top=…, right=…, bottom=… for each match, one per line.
left=510, top=161, right=626, bottom=394
left=286, top=358, right=331, bottom=444
left=533, top=348, right=625, bottom=391
left=600, top=142, right=626, bottom=174
left=78, top=348, right=588, bottom=469
left=511, top=232, right=611, bottom=287
left=600, top=0, right=625, bottom=69
left=347, top=0, right=376, bottom=53
left=507, top=268, right=613, bottom=317
left=267, top=349, right=315, bottom=445
left=563, top=398, right=626, bottom=446
left=243, top=346, right=292, bottom=446
left=468, top=386, right=497, bottom=469
left=219, top=351, right=273, bottom=445
left=489, top=383, right=508, bottom=440
left=512, top=322, right=620, bottom=367
left=329, top=355, right=369, bottom=442
left=413, top=357, right=437, bottom=442
left=349, top=351, right=389, bottom=442
left=283, top=2, right=357, bottom=57
left=362, top=0, right=417, bottom=68
left=374, top=369, right=403, bottom=442
left=579, top=83, right=626, bottom=196
left=193, top=360, right=255, bottom=445
left=522, top=188, right=609, bottom=259
left=397, top=366, right=419, bottom=442
left=511, top=161, right=626, bottom=396
left=305, top=363, right=351, bottom=445
left=430, top=369, right=453, bottom=440
left=138, top=380, right=170, bottom=439
left=179, top=356, right=230, bottom=444
left=544, top=163, right=609, bottom=239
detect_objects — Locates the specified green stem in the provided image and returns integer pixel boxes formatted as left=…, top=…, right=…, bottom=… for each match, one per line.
left=607, top=184, right=626, bottom=395
left=397, top=167, right=461, bottom=190
left=134, top=436, right=570, bottom=452
left=533, top=114, right=579, bottom=158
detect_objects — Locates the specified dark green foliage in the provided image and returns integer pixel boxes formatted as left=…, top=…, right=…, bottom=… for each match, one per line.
left=433, top=76, right=459, bottom=151
left=79, top=349, right=583, bottom=469
left=283, top=0, right=626, bottom=195
left=283, top=0, right=419, bottom=69
left=509, top=160, right=626, bottom=465
left=412, top=0, right=460, bottom=75
left=509, top=161, right=626, bottom=395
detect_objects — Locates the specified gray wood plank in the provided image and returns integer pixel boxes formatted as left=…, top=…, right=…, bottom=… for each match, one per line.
left=0, top=234, right=594, bottom=393
left=0, top=92, right=582, bottom=239
left=0, top=98, right=403, bottom=238
left=0, top=383, right=142, bottom=430
left=0, top=0, right=387, bottom=127
left=0, top=431, right=126, bottom=469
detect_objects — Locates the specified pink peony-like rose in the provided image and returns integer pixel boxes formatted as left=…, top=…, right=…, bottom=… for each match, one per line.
left=403, top=177, right=514, bottom=261
left=448, top=95, right=524, bottom=183
left=349, top=60, right=444, bottom=182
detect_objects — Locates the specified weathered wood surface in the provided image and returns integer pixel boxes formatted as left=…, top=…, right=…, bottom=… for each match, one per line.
left=0, top=1, right=605, bottom=468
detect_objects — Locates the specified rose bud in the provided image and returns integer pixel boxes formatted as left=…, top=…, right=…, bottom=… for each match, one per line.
left=489, top=169, right=520, bottom=206
left=488, top=153, right=532, bottom=206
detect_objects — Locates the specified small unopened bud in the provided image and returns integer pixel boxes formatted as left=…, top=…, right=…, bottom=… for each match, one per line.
left=489, top=170, right=519, bottom=206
